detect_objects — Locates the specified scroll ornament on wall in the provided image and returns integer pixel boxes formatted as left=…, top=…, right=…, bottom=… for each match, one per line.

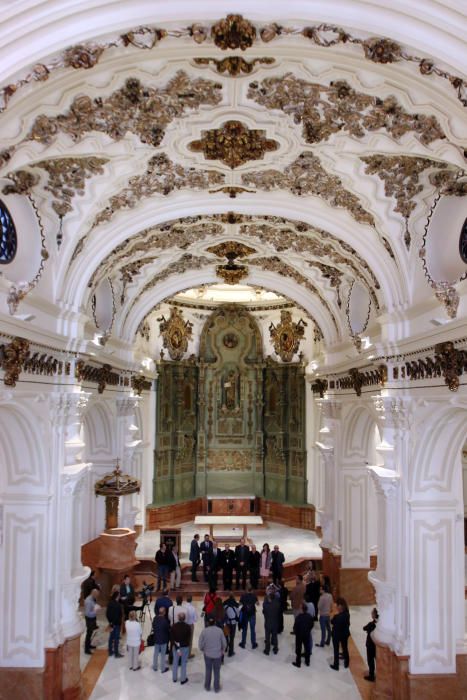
left=269, top=310, right=307, bottom=362
left=157, top=307, right=193, bottom=360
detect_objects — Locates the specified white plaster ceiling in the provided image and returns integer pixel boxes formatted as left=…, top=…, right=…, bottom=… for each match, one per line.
left=0, top=2, right=465, bottom=363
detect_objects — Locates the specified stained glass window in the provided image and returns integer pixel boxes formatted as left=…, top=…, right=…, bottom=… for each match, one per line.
left=0, top=199, right=17, bottom=263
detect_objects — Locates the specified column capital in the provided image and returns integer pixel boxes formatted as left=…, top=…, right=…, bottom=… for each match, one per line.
left=317, top=398, right=342, bottom=420
left=368, top=466, right=400, bottom=500
left=61, top=463, right=90, bottom=497
left=49, top=390, right=91, bottom=426
left=116, top=393, right=141, bottom=417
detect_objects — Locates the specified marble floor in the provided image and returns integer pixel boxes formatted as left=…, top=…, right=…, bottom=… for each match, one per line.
left=87, top=601, right=363, bottom=700
left=84, top=524, right=371, bottom=698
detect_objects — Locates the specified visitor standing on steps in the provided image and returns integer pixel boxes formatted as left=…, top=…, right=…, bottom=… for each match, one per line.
left=190, top=533, right=201, bottom=582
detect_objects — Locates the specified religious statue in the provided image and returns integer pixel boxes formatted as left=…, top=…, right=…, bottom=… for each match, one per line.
left=221, top=367, right=240, bottom=411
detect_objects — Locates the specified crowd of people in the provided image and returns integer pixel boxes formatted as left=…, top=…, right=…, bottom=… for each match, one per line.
left=81, top=534, right=379, bottom=691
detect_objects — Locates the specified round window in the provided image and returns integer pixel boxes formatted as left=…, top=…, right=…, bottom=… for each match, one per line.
left=460, top=217, right=467, bottom=264
left=0, top=199, right=17, bottom=263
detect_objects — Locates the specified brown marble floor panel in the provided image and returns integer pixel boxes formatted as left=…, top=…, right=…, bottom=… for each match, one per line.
left=81, top=650, right=108, bottom=700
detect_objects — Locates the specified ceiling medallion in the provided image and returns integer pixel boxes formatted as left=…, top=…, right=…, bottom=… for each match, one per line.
left=193, top=56, right=275, bottom=76
left=189, top=120, right=279, bottom=169
left=211, top=14, right=256, bottom=51
left=269, top=310, right=307, bottom=363
left=157, top=307, right=193, bottom=361
left=208, top=240, right=255, bottom=285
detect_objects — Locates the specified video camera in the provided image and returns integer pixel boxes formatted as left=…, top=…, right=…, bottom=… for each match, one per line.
left=139, top=581, right=154, bottom=603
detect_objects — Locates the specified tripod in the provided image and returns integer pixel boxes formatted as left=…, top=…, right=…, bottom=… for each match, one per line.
left=137, top=597, right=153, bottom=626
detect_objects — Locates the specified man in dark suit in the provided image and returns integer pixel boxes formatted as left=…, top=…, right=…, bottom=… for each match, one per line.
left=292, top=603, right=314, bottom=667
left=248, top=544, right=260, bottom=590
left=189, top=533, right=200, bottom=582
left=220, top=544, right=235, bottom=590
left=119, top=574, right=135, bottom=620
left=200, top=533, right=213, bottom=583
left=209, top=540, right=221, bottom=589
left=270, top=545, right=285, bottom=585
left=263, top=592, right=281, bottom=655
left=235, top=537, right=250, bottom=589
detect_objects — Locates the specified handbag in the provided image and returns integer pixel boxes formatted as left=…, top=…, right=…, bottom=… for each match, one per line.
left=146, top=632, right=155, bottom=647
left=139, top=639, right=145, bottom=653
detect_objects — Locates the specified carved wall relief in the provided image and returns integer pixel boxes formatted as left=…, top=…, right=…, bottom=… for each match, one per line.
left=158, top=307, right=193, bottom=361
left=269, top=310, right=307, bottom=362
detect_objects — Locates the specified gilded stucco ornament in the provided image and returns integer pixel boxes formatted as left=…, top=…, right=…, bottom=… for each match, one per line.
left=211, top=14, right=256, bottom=51
left=4, top=157, right=109, bottom=218
left=206, top=241, right=256, bottom=259
left=136, top=319, right=151, bottom=342
left=208, top=241, right=256, bottom=285
left=193, top=56, right=275, bottom=76
left=6, top=72, right=223, bottom=156
left=189, top=120, right=279, bottom=169
left=93, top=155, right=224, bottom=226
left=269, top=310, right=307, bottom=362
left=434, top=342, right=464, bottom=391
left=248, top=75, right=445, bottom=147
left=0, top=337, right=30, bottom=387
left=361, top=155, right=461, bottom=249
left=86, top=215, right=380, bottom=318
left=242, top=153, right=374, bottom=225
left=0, top=19, right=465, bottom=112
left=158, top=307, right=193, bottom=361
left=63, top=44, right=105, bottom=69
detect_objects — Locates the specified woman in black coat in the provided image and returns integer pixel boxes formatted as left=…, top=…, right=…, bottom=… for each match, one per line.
left=363, top=608, right=378, bottom=681
left=329, top=597, right=350, bottom=671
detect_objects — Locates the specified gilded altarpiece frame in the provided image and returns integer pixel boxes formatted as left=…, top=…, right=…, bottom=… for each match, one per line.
left=152, top=305, right=307, bottom=506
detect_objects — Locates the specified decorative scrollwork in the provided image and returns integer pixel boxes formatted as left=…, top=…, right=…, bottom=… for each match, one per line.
left=269, top=310, right=307, bottom=362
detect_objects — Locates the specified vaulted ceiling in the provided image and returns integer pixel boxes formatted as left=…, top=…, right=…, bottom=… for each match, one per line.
left=0, top=3, right=465, bottom=365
